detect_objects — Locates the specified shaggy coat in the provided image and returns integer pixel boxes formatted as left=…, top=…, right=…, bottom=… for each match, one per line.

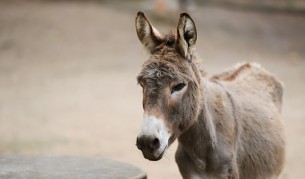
left=135, top=12, right=285, bottom=179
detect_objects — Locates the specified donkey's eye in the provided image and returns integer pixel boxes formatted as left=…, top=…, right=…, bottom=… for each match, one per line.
left=171, top=83, right=186, bottom=94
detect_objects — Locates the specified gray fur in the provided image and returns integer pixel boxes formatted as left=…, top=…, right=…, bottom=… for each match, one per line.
left=135, top=12, right=285, bottom=179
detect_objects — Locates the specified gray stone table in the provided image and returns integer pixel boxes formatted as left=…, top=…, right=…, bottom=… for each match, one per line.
left=0, top=156, right=147, bottom=179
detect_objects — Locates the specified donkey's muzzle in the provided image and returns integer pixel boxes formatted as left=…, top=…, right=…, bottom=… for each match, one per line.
left=136, top=115, right=169, bottom=161
left=136, top=136, right=160, bottom=152
left=136, top=136, right=165, bottom=161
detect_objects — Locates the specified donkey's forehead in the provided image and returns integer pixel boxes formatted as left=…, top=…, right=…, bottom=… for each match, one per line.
left=137, top=61, right=177, bottom=82
left=137, top=52, right=190, bottom=83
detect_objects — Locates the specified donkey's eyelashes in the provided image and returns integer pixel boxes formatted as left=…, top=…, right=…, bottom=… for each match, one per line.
left=171, top=83, right=186, bottom=94
left=139, top=82, right=144, bottom=87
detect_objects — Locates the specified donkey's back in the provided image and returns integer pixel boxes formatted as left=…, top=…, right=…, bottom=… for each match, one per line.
left=212, top=62, right=285, bottom=179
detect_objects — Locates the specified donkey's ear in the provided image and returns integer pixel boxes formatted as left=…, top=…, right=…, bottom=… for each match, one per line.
left=176, top=13, right=197, bottom=62
left=135, top=11, right=162, bottom=54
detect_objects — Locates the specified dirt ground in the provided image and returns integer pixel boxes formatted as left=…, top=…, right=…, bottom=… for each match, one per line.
left=0, top=1, right=304, bottom=179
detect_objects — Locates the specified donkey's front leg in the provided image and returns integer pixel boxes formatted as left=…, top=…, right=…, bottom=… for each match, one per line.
left=175, top=145, right=206, bottom=179
left=207, top=147, right=240, bottom=179
left=176, top=144, right=239, bottom=179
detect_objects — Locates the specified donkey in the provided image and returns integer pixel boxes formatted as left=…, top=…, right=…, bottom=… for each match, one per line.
left=135, top=11, right=285, bottom=179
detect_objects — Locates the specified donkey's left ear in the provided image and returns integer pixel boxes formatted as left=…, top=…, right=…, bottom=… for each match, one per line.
left=176, top=13, right=197, bottom=62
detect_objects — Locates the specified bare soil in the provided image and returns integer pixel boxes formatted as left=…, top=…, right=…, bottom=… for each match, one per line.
left=0, top=1, right=304, bottom=179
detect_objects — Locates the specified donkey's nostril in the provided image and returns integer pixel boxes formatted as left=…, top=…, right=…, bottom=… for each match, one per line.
left=137, top=136, right=160, bottom=151
left=136, top=137, right=144, bottom=150
left=150, top=138, right=160, bottom=150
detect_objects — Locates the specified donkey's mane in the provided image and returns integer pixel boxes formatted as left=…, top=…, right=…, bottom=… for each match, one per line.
left=155, top=33, right=176, bottom=50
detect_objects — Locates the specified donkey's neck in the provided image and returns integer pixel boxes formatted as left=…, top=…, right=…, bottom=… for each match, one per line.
left=178, top=78, right=231, bottom=158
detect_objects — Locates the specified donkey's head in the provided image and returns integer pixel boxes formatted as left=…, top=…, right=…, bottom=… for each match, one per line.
left=135, top=12, right=203, bottom=161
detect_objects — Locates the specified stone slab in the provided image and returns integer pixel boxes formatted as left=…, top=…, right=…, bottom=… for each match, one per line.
left=0, top=156, right=147, bottom=179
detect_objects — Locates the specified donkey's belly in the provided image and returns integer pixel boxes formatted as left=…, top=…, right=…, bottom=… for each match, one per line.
left=218, top=67, right=285, bottom=178
left=237, top=130, right=285, bottom=179
left=233, top=92, right=285, bottom=179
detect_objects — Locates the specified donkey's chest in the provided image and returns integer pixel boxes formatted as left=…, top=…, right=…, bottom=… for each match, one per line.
left=188, top=150, right=207, bottom=172
left=178, top=142, right=235, bottom=179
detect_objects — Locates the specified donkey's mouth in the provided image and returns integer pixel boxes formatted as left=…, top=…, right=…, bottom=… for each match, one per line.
left=143, top=146, right=167, bottom=161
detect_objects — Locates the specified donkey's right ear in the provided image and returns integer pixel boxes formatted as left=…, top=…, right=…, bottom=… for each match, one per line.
left=135, top=11, right=163, bottom=54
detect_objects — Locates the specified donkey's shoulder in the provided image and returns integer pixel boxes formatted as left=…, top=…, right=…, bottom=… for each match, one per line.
left=211, top=62, right=284, bottom=111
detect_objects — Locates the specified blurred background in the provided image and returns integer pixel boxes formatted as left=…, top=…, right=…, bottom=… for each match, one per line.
left=0, top=0, right=304, bottom=178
